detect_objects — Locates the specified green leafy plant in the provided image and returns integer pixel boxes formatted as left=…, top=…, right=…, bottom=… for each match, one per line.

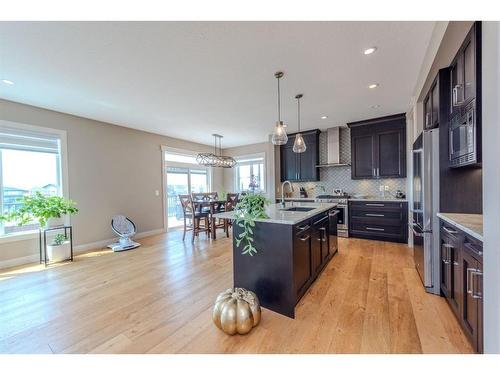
left=234, top=193, right=270, bottom=256
left=52, top=233, right=68, bottom=246
left=0, top=192, right=79, bottom=228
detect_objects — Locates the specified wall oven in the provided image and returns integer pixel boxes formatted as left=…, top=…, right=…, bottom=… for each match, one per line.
left=449, top=101, right=478, bottom=167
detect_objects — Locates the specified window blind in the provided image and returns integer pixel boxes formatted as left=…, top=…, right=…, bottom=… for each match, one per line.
left=0, top=126, right=60, bottom=154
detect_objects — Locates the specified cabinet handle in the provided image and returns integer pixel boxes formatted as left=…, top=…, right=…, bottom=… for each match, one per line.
left=466, top=268, right=474, bottom=295
left=366, top=213, right=384, bottom=217
left=376, top=167, right=380, bottom=177
left=297, top=225, right=310, bottom=231
left=425, top=112, right=431, bottom=127
left=453, top=84, right=464, bottom=106
left=443, top=227, right=458, bottom=235
left=366, top=203, right=384, bottom=207
left=366, top=227, right=385, bottom=232
left=299, top=235, right=310, bottom=242
left=471, top=270, right=483, bottom=299
left=313, top=217, right=327, bottom=226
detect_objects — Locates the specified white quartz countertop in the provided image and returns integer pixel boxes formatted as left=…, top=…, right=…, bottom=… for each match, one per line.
left=437, top=213, right=483, bottom=241
left=213, top=202, right=337, bottom=225
left=280, top=197, right=316, bottom=201
left=348, top=197, right=407, bottom=202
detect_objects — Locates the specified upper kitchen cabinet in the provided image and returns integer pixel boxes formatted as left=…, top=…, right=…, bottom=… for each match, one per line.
left=423, top=68, right=450, bottom=130
left=347, top=114, right=406, bottom=179
left=280, top=129, right=320, bottom=182
left=450, top=22, right=481, bottom=116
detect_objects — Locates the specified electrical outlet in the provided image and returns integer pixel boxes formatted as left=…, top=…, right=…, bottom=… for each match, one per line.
left=155, top=190, right=160, bottom=196
left=379, top=185, right=384, bottom=192
left=384, top=185, right=389, bottom=191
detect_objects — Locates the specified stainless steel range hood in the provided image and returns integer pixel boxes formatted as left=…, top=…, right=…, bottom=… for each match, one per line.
left=316, top=127, right=350, bottom=168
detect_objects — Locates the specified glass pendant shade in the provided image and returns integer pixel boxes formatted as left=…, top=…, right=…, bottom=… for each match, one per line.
left=272, top=121, right=288, bottom=145
left=293, top=133, right=307, bottom=153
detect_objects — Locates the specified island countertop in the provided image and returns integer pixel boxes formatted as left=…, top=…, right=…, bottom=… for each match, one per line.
left=437, top=213, right=483, bottom=241
left=213, top=202, right=337, bottom=225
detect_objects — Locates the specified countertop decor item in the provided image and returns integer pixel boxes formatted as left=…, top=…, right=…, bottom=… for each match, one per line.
left=213, top=288, right=261, bottom=335
left=271, top=71, right=288, bottom=145
left=292, top=94, right=306, bottom=153
left=233, top=193, right=270, bottom=256
left=196, top=134, right=237, bottom=168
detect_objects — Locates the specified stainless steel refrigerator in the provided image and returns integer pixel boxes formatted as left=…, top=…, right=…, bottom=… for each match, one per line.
left=411, top=129, right=440, bottom=295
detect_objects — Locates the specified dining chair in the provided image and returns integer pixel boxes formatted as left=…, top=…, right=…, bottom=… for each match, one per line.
left=178, top=194, right=210, bottom=243
left=224, top=193, right=239, bottom=237
left=206, top=192, right=218, bottom=200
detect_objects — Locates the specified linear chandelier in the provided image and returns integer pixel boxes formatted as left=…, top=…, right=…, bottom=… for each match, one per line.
left=196, top=134, right=237, bottom=168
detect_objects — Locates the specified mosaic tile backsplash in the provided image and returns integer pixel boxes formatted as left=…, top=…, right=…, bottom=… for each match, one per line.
left=291, top=128, right=407, bottom=198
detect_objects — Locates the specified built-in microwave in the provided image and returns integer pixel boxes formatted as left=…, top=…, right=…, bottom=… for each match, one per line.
left=449, top=100, right=478, bottom=168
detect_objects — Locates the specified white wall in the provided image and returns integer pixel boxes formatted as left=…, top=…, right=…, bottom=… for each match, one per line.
left=222, top=141, right=276, bottom=201
left=481, top=21, right=500, bottom=354
left=0, top=99, right=223, bottom=268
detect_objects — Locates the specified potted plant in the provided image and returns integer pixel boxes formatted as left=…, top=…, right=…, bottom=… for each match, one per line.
left=0, top=192, right=78, bottom=229
left=234, top=193, right=269, bottom=256
left=46, top=233, right=71, bottom=262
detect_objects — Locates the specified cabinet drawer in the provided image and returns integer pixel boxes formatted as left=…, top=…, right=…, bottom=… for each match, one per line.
left=350, top=222, right=404, bottom=237
left=350, top=207, right=404, bottom=221
left=349, top=200, right=404, bottom=210
left=463, top=236, right=483, bottom=260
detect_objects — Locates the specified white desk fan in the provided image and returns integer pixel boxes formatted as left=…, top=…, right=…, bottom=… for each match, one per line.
left=107, top=215, right=141, bottom=252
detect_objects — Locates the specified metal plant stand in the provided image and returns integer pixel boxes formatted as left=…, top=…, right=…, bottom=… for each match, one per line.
left=39, top=225, right=73, bottom=266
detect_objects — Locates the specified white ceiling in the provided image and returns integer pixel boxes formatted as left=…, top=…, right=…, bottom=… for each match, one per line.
left=0, top=21, right=435, bottom=148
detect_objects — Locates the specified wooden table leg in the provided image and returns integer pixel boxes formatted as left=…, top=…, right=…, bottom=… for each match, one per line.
left=211, top=203, right=216, bottom=240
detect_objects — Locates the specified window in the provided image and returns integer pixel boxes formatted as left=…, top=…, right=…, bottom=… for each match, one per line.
left=0, top=125, right=63, bottom=236
left=234, top=154, right=265, bottom=193
left=164, top=150, right=211, bottom=228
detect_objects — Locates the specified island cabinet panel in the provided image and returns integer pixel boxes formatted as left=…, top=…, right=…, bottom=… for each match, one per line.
left=439, top=220, right=483, bottom=353
left=232, top=209, right=336, bottom=319
left=293, top=226, right=312, bottom=299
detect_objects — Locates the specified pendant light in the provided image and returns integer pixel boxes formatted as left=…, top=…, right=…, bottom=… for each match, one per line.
left=196, top=134, right=237, bottom=168
left=271, top=71, right=288, bottom=145
left=293, top=94, right=307, bottom=153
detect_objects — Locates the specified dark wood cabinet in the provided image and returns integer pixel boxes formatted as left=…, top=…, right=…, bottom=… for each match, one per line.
left=423, top=68, right=450, bottom=130
left=440, top=225, right=462, bottom=314
left=439, top=220, right=483, bottom=353
left=451, top=22, right=480, bottom=114
left=348, top=114, right=406, bottom=179
left=293, top=226, right=312, bottom=298
left=280, top=129, right=320, bottom=182
left=348, top=200, right=408, bottom=243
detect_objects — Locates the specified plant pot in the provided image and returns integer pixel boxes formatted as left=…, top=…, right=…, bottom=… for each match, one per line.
left=46, top=216, right=65, bottom=229
left=46, top=241, right=71, bottom=262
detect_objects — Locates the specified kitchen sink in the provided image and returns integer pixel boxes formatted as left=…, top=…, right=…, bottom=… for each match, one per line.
left=280, top=207, right=315, bottom=212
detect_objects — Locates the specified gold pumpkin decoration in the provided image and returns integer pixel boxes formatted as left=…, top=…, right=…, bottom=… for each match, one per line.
left=213, top=287, right=261, bottom=335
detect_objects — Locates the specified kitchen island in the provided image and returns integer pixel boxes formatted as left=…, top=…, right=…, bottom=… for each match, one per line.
left=214, top=202, right=338, bottom=318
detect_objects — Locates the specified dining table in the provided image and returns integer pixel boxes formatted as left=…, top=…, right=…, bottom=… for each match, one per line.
left=192, top=199, right=227, bottom=239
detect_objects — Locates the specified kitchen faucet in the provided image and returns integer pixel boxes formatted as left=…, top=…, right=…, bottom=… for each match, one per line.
left=280, top=180, right=293, bottom=208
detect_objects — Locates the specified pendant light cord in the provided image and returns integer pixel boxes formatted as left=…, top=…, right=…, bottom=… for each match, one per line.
left=297, top=96, right=301, bottom=132
left=277, top=76, right=281, bottom=122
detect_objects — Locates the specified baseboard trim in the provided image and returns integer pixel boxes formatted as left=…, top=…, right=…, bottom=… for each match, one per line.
left=0, top=254, right=40, bottom=270
left=0, top=228, right=166, bottom=270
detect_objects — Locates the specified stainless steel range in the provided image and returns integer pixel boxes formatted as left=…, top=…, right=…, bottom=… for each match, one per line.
left=315, top=195, right=349, bottom=237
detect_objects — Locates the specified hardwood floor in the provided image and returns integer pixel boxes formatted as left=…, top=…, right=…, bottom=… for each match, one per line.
left=0, top=230, right=473, bottom=354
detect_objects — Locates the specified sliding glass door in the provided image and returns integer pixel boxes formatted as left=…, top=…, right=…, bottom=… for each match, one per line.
left=166, top=166, right=209, bottom=228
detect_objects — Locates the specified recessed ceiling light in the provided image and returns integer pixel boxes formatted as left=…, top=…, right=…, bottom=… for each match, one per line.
left=370, top=104, right=381, bottom=109
left=1, top=79, right=14, bottom=85
left=364, top=47, right=377, bottom=55
left=321, top=116, right=328, bottom=119
left=368, top=83, right=379, bottom=89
